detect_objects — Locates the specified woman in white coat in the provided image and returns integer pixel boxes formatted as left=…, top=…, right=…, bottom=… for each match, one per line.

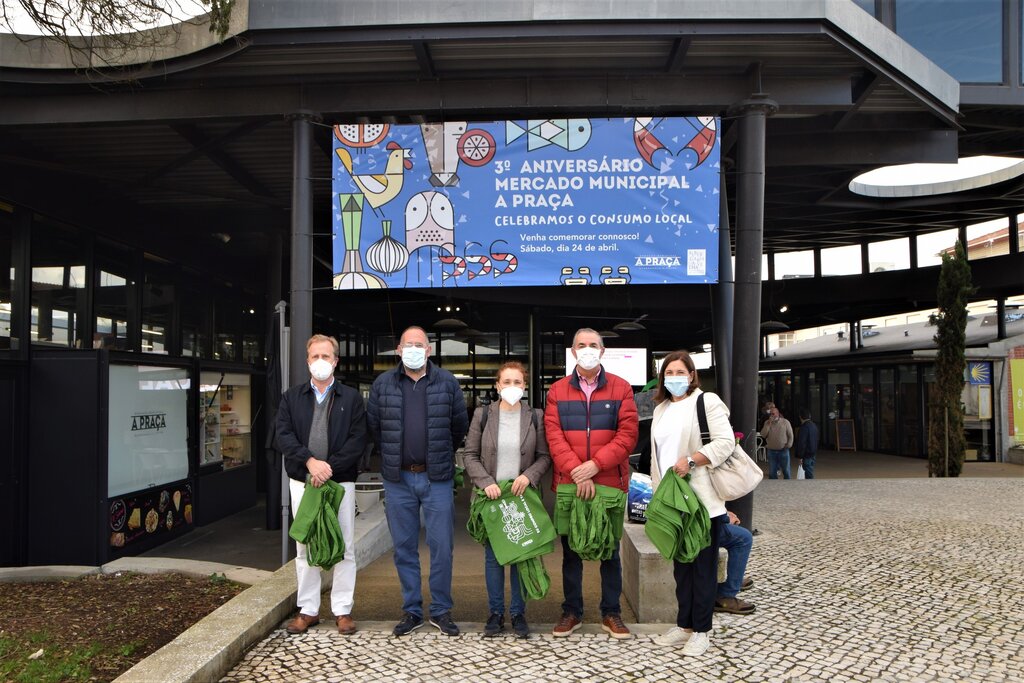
left=649, top=350, right=737, bottom=655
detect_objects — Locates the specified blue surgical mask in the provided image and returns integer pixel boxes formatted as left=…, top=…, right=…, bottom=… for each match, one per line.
left=664, top=376, right=690, bottom=397
left=401, top=346, right=427, bottom=370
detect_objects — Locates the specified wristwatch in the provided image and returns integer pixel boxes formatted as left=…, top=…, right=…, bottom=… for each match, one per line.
left=686, top=457, right=696, bottom=470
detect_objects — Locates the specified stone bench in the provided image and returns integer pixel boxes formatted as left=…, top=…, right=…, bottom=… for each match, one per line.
left=620, top=522, right=727, bottom=623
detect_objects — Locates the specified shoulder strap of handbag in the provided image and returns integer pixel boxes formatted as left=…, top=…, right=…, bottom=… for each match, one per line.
left=696, top=393, right=711, bottom=446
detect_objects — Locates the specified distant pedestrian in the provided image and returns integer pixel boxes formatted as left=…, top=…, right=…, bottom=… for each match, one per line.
left=759, top=403, right=793, bottom=480
left=367, top=326, right=469, bottom=637
left=795, top=408, right=819, bottom=479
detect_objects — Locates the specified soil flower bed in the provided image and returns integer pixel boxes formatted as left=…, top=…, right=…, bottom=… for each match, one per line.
left=0, top=571, right=246, bottom=682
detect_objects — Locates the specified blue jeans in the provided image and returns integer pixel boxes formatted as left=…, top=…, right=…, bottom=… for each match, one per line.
left=560, top=535, right=622, bottom=617
left=800, top=457, right=816, bottom=479
left=717, top=522, right=753, bottom=598
left=383, top=471, right=455, bottom=618
left=768, top=448, right=791, bottom=479
left=484, top=543, right=525, bottom=617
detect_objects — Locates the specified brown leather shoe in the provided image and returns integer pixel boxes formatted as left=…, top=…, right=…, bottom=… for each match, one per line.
left=285, top=613, right=320, bottom=634
left=601, top=613, right=632, bottom=640
left=740, top=576, right=754, bottom=591
left=336, top=614, right=357, bottom=635
left=551, top=613, right=582, bottom=637
left=714, top=596, right=756, bottom=614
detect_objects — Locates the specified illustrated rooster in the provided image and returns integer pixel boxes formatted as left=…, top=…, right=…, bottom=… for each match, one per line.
left=336, top=141, right=413, bottom=212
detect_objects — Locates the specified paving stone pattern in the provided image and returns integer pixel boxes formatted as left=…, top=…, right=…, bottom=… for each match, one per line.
left=222, top=478, right=1024, bottom=682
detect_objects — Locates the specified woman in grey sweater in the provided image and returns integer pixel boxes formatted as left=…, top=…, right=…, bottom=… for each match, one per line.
left=463, top=361, right=551, bottom=639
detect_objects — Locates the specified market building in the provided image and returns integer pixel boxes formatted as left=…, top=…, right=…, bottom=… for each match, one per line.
left=0, top=0, right=1021, bottom=566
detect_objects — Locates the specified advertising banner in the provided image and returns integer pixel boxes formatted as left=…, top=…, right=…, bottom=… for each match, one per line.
left=331, top=117, right=720, bottom=289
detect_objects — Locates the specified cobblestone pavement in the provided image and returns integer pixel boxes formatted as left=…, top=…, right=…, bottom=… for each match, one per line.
left=222, top=478, right=1024, bottom=682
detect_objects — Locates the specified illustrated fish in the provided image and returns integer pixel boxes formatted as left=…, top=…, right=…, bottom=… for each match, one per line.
left=506, top=119, right=593, bottom=152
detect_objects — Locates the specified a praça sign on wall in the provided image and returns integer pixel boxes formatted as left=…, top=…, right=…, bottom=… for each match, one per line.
left=331, top=117, right=720, bottom=289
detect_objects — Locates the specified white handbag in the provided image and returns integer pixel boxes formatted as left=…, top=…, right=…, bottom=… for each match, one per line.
left=696, top=394, right=764, bottom=501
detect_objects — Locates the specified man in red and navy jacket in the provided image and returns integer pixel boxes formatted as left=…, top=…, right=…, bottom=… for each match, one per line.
left=545, top=327, right=639, bottom=640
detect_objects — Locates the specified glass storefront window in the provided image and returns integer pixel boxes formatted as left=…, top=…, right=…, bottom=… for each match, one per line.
left=199, top=371, right=253, bottom=470
left=821, top=244, right=861, bottom=276
left=895, top=0, right=1003, bottom=83
left=898, top=365, right=921, bottom=455
left=774, top=250, right=815, bottom=279
left=108, top=364, right=190, bottom=497
left=965, top=217, right=1010, bottom=259
left=94, top=241, right=133, bottom=350
left=182, top=289, right=211, bottom=358
left=858, top=368, right=876, bottom=451
left=917, top=228, right=959, bottom=267
left=868, top=237, right=910, bottom=272
left=142, top=261, right=174, bottom=355
left=31, top=220, right=87, bottom=348
left=878, top=368, right=897, bottom=451
left=0, top=206, right=13, bottom=350
left=214, top=299, right=240, bottom=362
left=241, top=302, right=263, bottom=365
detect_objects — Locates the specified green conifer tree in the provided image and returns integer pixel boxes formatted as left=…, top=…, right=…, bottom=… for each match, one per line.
left=927, top=240, right=974, bottom=477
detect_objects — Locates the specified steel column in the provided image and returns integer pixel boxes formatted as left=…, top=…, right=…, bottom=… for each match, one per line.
left=288, top=111, right=320, bottom=385
left=728, top=96, right=777, bottom=531
left=711, top=179, right=734, bottom=407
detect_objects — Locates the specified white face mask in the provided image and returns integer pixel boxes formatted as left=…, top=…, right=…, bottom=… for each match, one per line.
left=309, top=358, right=334, bottom=382
left=575, top=347, right=601, bottom=371
left=499, top=386, right=524, bottom=406
left=401, top=345, right=427, bottom=370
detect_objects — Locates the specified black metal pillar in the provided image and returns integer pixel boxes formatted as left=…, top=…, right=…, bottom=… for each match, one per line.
left=288, top=111, right=319, bottom=386
left=728, top=95, right=777, bottom=531
left=711, top=180, right=734, bottom=406
left=996, top=298, right=1006, bottom=340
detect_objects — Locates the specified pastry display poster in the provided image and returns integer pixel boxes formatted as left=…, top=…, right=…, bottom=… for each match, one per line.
left=107, top=365, right=189, bottom=498
left=331, top=117, right=720, bottom=289
left=109, top=481, right=192, bottom=550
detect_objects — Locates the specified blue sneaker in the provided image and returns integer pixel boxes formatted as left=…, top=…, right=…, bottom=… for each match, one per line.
left=429, top=612, right=460, bottom=636
left=393, top=612, right=423, bottom=636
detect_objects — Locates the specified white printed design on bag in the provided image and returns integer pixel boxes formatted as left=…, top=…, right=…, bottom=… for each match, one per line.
left=500, top=499, right=533, bottom=544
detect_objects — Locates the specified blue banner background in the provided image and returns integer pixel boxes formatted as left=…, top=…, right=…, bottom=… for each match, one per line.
left=331, top=117, right=720, bottom=289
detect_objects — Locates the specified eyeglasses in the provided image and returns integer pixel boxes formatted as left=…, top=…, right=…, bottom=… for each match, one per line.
left=401, top=342, right=427, bottom=349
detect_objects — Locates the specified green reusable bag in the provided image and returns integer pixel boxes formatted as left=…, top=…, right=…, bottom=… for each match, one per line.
left=556, top=484, right=627, bottom=562
left=516, top=553, right=552, bottom=601
left=477, top=482, right=557, bottom=566
left=644, top=471, right=711, bottom=563
left=289, top=479, right=346, bottom=570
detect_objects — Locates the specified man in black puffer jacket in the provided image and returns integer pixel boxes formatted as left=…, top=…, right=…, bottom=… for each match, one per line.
left=367, top=325, right=468, bottom=637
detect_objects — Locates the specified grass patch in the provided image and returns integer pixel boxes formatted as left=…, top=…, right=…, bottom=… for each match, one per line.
left=0, top=633, right=101, bottom=683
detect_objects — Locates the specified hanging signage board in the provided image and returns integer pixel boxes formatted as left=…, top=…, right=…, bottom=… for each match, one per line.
left=331, top=117, right=720, bottom=289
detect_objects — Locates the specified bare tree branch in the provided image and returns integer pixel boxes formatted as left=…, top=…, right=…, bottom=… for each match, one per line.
left=1, top=0, right=234, bottom=73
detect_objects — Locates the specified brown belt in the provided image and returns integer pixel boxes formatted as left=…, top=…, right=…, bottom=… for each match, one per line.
left=401, top=463, right=427, bottom=473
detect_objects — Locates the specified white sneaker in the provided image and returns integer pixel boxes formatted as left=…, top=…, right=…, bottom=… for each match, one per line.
left=653, top=626, right=691, bottom=647
left=681, top=631, right=710, bottom=656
